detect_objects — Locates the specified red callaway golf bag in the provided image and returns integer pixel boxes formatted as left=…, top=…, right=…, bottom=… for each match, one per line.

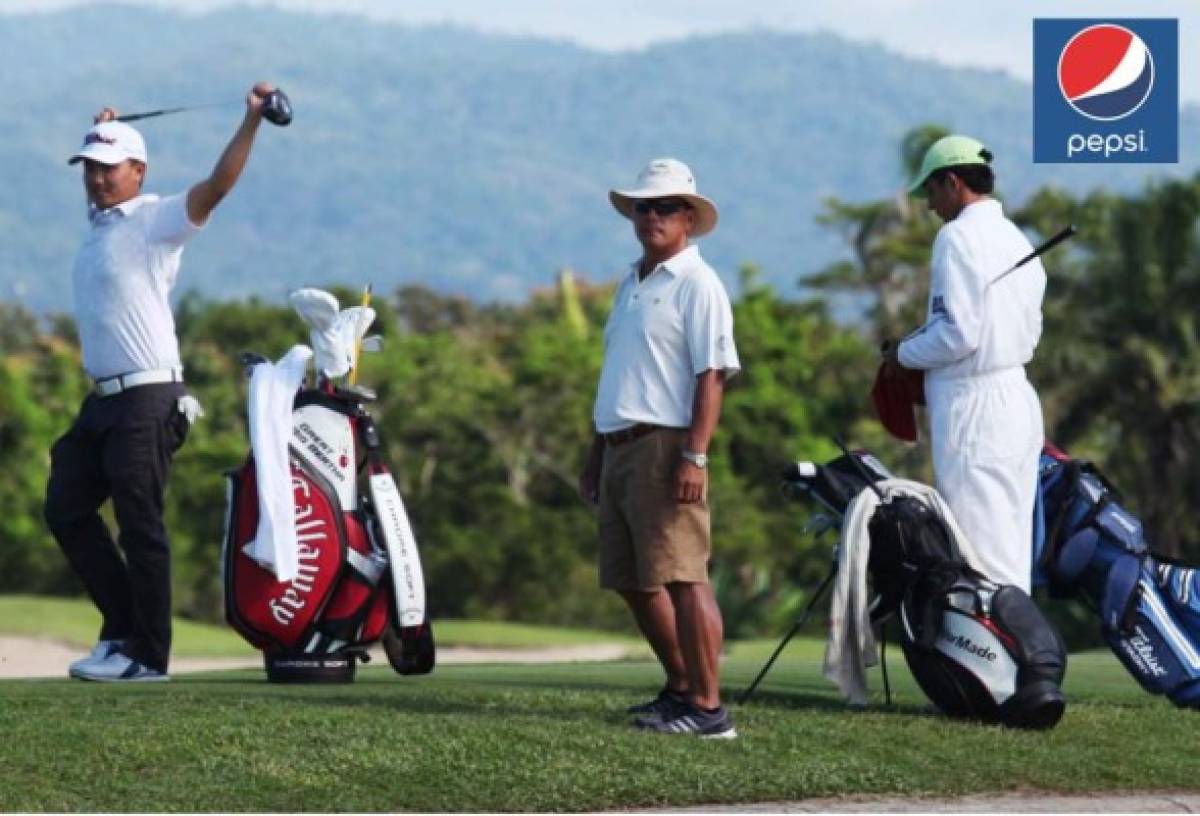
left=223, top=383, right=435, bottom=683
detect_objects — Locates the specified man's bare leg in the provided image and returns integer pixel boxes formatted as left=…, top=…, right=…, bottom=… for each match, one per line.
left=620, top=589, right=688, bottom=692
left=667, top=581, right=724, bottom=709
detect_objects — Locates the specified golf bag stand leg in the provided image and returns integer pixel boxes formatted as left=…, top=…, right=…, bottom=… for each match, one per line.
left=739, top=564, right=837, bottom=704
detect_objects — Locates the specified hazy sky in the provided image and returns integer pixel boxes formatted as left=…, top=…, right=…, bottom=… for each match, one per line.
left=7, top=0, right=1200, bottom=102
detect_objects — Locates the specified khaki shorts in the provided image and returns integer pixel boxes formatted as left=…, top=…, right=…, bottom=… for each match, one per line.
left=597, top=428, right=711, bottom=591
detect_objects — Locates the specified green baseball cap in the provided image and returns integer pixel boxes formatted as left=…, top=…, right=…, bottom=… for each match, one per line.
left=908, top=135, right=991, bottom=195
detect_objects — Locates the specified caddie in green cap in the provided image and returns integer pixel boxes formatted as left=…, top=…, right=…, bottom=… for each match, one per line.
left=882, top=134, right=1048, bottom=593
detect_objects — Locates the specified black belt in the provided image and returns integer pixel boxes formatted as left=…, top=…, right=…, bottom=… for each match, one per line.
left=603, top=423, right=672, bottom=446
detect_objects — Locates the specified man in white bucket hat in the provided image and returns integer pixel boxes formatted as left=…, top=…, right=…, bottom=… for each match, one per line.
left=45, top=82, right=280, bottom=683
left=580, top=158, right=740, bottom=738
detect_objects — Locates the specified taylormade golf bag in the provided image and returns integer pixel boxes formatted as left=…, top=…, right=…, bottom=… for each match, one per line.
left=780, top=449, right=1067, bottom=728
left=1038, top=445, right=1200, bottom=708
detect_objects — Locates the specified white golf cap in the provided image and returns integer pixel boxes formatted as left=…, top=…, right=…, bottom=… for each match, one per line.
left=609, top=158, right=719, bottom=237
left=68, top=121, right=148, bottom=166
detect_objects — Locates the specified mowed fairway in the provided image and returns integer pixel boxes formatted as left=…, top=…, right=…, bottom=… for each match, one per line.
left=0, top=636, right=1195, bottom=812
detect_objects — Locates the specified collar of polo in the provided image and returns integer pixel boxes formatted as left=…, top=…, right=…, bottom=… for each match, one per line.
left=89, top=193, right=153, bottom=224
left=629, top=244, right=699, bottom=281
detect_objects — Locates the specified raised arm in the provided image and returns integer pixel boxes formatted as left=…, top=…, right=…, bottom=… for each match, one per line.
left=186, top=81, right=274, bottom=226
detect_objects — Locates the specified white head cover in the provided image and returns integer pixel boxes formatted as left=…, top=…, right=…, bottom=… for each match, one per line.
left=289, top=288, right=376, bottom=379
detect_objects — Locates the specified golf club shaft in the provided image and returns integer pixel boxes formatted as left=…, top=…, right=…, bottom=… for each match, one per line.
left=115, top=101, right=234, bottom=122
left=989, top=224, right=1077, bottom=285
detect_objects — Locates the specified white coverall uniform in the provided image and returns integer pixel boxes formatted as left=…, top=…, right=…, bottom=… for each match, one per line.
left=898, top=199, right=1046, bottom=592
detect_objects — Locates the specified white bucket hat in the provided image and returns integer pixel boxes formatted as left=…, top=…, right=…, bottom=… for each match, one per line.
left=68, top=121, right=148, bottom=166
left=609, top=158, right=719, bottom=237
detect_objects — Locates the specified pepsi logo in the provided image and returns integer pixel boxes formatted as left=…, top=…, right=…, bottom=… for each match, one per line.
left=1058, top=23, right=1155, bottom=121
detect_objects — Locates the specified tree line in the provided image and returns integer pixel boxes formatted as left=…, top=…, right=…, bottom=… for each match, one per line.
left=2, top=128, right=1197, bottom=644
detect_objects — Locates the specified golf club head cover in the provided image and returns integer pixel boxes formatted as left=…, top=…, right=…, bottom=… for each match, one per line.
left=290, top=288, right=376, bottom=378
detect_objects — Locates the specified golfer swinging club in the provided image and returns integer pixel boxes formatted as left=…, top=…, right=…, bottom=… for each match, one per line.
left=579, top=158, right=740, bottom=738
left=884, top=135, right=1047, bottom=592
left=45, top=82, right=280, bottom=681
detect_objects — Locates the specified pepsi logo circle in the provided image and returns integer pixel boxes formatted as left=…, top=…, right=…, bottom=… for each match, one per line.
left=1058, top=24, right=1155, bottom=121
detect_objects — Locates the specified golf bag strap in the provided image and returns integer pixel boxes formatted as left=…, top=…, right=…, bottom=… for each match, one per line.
left=1041, top=461, right=1082, bottom=573
left=1101, top=554, right=1142, bottom=636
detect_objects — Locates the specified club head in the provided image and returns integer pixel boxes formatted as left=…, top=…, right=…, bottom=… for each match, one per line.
left=262, top=89, right=293, bottom=126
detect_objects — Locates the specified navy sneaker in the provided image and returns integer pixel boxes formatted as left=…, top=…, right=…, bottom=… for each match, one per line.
left=74, top=652, right=169, bottom=683
left=627, top=687, right=690, bottom=719
left=638, top=702, right=737, bottom=739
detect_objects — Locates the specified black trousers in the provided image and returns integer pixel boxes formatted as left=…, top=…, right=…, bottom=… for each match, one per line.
left=44, top=382, right=190, bottom=673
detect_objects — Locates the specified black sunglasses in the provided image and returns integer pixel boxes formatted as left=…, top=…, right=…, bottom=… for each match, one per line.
left=633, top=198, right=692, bottom=217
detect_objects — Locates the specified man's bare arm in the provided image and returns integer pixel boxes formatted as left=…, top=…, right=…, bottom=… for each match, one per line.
left=186, top=81, right=273, bottom=225
left=677, top=368, right=725, bottom=503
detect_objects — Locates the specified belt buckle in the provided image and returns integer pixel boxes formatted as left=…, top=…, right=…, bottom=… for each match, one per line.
left=95, top=376, right=122, bottom=397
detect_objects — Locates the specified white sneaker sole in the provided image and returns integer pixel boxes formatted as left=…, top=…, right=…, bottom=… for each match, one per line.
left=700, top=727, right=738, bottom=740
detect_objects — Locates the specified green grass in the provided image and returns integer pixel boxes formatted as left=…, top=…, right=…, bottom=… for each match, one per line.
left=0, top=637, right=1195, bottom=812
left=0, top=595, right=643, bottom=657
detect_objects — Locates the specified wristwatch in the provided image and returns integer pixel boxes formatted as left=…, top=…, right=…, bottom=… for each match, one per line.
left=681, top=450, right=708, bottom=469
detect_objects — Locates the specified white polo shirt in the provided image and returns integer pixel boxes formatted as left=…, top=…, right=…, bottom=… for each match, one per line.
left=593, top=245, right=740, bottom=433
left=73, top=192, right=203, bottom=379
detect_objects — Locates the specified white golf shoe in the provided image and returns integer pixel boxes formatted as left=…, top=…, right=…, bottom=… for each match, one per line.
left=73, top=651, right=168, bottom=683
left=68, top=639, right=124, bottom=679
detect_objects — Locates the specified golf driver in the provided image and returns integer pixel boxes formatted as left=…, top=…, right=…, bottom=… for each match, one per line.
left=116, top=88, right=293, bottom=126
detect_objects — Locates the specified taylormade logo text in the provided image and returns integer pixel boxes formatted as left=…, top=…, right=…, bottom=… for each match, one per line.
left=941, top=631, right=999, bottom=662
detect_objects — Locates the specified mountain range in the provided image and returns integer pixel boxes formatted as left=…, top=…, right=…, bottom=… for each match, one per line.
left=2, top=5, right=1196, bottom=311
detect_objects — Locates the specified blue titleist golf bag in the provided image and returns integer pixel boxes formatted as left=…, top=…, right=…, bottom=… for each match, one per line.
left=1038, top=445, right=1200, bottom=708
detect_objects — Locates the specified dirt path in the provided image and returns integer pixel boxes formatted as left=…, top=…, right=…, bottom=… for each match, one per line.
left=0, top=635, right=630, bottom=679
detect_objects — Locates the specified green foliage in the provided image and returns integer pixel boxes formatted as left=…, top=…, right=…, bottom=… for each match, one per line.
left=1017, top=179, right=1200, bottom=561
left=6, top=126, right=1200, bottom=644
left=0, top=271, right=880, bottom=634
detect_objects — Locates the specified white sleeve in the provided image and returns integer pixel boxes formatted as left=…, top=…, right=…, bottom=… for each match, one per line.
left=897, top=228, right=985, bottom=370
left=145, top=193, right=204, bottom=248
left=686, top=274, right=740, bottom=378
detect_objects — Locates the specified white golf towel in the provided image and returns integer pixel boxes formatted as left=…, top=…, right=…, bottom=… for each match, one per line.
left=244, top=344, right=313, bottom=581
left=823, top=478, right=984, bottom=705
